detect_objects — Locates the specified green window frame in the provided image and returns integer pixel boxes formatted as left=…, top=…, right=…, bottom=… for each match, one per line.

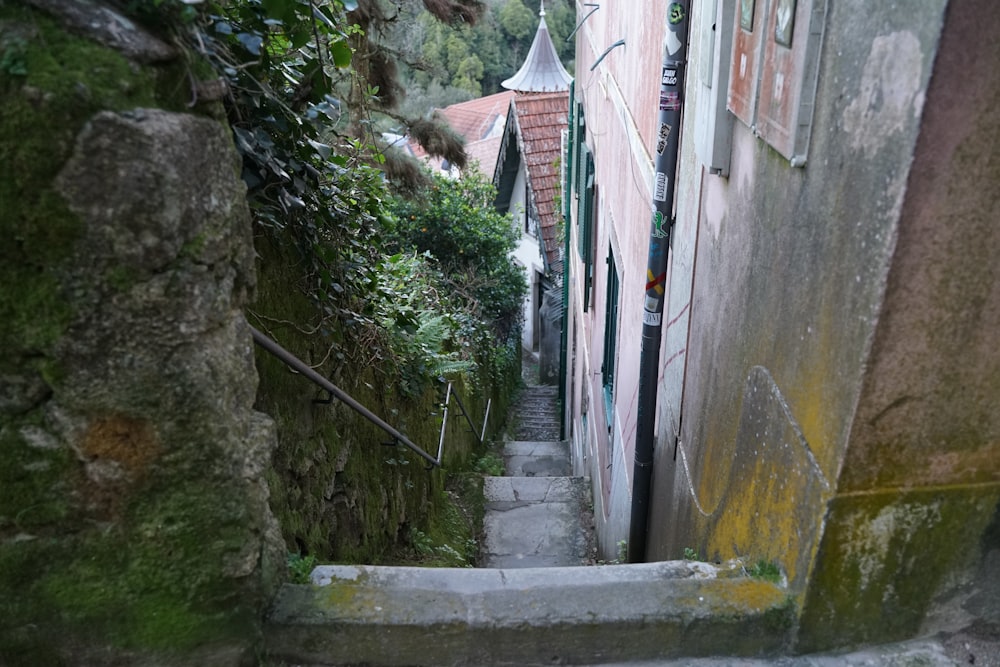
left=602, top=246, right=620, bottom=423
left=565, top=81, right=576, bottom=215
left=578, top=146, right=595, bottom=311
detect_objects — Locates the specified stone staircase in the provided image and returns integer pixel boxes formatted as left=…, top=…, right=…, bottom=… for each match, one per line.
left=509, top=383, right=562, bottom=442
left=480, top=382, right=595, bottom=568
left=261, top=377, right=968, bottom=666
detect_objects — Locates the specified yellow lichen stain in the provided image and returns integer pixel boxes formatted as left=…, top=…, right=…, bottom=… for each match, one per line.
left=787, top=313, right=841, bottom=482
left=704, top=442, right=814, bottom=586
left=321, top=582, right=362, bottom=610
left=693, top=418, right=740, bottom=516
left=683, top=579, right=789, bottom=616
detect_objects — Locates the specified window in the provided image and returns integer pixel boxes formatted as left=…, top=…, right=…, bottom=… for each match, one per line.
left=601, top=246, right=620, bottom=425
left=567, top=88, right=596, bottom=312
left=578, top=147, right=595, bottom=311
left=570, top=94, right=585, bottom=201
left=727, top=0, right=826, bottom=166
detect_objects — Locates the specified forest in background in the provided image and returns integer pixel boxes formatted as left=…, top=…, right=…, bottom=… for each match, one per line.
left=385, top=0, right=576, bottom=120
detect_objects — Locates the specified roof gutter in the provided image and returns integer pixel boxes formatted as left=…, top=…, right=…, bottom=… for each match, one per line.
left=628, top=2, right=690, bottom=563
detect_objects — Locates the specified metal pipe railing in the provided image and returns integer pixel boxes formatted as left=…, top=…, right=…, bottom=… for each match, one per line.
left=249, top=325, right=441, bottom=468
left=436, top=383, right=452, bottom=464
left=450, top=389, right=490, bottom=444
left=479, top=399, right=492, bottom=443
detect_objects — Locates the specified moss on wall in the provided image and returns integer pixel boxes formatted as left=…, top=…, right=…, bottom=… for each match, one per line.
left=0, top=7, right=277, bottom=664
left=798, top=487, right=1000, bottom=653
left=0, top=6, right=194, bottom=362
left=252, top=235, right=518, bottom=567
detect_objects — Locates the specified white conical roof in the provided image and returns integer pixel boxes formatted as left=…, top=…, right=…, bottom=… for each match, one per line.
left=501, top=4, right=572, bottom=93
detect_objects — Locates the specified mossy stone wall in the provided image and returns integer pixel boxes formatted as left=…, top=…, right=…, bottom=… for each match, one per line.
left=252, top=235, right=520, bottom=566
left=1, top=5, right=282, bottom=664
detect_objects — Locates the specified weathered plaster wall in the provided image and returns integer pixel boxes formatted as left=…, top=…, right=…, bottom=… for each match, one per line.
left=647, top=0, right=1000, bottom=652
left=799, top=0, right=1000, bottom=649
left=0, top=4, right=282, bottom=663
left=508, top=162, right=543, bottom=356
left=648, top=0, right=947, bottom=586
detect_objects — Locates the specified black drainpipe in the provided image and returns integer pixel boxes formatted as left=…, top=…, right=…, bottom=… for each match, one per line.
left=628, top=2, right=690, bottom=563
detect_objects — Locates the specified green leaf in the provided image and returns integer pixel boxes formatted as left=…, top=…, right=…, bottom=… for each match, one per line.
left=330, top=39, right=353, bottom=68
left=262, top=0, right=294, bottom=24
left=307, top=140, right=332, bottom=160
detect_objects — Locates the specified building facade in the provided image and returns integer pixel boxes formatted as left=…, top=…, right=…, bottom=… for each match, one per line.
left=494, top=4, right=572, bottom=380
left=565, top=0, right=999, bottom=651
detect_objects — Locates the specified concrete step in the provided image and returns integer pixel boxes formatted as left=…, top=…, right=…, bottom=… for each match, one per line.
left=265, top=561, right=794, bottom=666
left=516, top=412, right=559, bottom=422
left=581, top=641, right=968, bottom=666
left=502, top=440, right=570, bottom=476
left=513, top=423, right=561, bottom=440
left=481, top=476, right=592, bottom=568
left=520, top=384, right=558, bottom=395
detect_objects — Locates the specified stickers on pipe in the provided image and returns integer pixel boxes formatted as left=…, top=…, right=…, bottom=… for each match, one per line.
left=668, top=3, right=686, bottom=24
left=656, top=123, right=673, bottom=155
left=659, top=91, right=681, bottom=111
left=654, top=173, right=669, bottom=202
left=652, top=211, right=670, bottom=238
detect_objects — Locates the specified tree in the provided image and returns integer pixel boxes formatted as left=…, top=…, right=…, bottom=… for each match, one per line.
left=454, top=54, right=485, bottom=96
left=391, top=171, right=526, bottom=343
left=499, top=0, right=535, bottom=41
left=446, top=31, right=472, bottom=73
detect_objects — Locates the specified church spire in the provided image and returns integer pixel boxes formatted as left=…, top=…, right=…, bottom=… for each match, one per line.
left=501, top=3, right=572, bottom=93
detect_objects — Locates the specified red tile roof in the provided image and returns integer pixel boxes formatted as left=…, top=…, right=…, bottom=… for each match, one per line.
left=465, top=135, right=505, bottom=176
left=437, top=90, right=516, bottom=142
left=513, top=91, right=569, bottom=270
left=407, top=91, right=516, bottom=177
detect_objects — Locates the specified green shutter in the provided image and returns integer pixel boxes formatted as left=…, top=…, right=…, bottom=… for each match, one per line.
left=574, top=102, right=586, bottom=200
left=579, top=147, right=595, bottom=311
left=602, top=247, right=620, bottom=420
left=566, top=81, right=576, bottom=213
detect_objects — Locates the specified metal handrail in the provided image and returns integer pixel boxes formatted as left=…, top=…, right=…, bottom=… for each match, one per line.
left=249, top=325, right=440, bottom=468
left=436, top=382, right=492, bottom=469
left=251, top=326, right=493, bottom=469
left=450, top=387, right=491, bottom=444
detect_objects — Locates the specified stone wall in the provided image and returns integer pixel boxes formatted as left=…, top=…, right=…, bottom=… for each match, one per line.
left=0, top=4, right=282, bottom=663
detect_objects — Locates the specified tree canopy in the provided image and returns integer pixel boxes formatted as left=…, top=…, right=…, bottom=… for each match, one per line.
left=138, top=0, right=530, bottom=395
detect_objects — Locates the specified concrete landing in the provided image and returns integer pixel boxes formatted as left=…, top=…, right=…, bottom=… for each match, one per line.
left=502, top=440, right=571, bottom=476
left=481, top=475, right=592, bottom=567
left=265, top=560, right=793, bottom=666
left=265, top=557, right=985, bottom=667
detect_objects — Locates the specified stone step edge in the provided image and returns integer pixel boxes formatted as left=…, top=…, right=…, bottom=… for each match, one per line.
left=483, top=475, right=587, bottom=502
left=265, top=561, right=793, bottom=666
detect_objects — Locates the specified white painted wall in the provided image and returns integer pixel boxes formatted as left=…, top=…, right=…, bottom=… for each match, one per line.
left=507, top=162, right=544, bottom=356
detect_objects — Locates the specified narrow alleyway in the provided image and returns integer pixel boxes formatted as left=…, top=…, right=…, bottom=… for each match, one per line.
left=263, top=362, right=985, bottom=665
left=480, top=376, right=595, bottom=567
